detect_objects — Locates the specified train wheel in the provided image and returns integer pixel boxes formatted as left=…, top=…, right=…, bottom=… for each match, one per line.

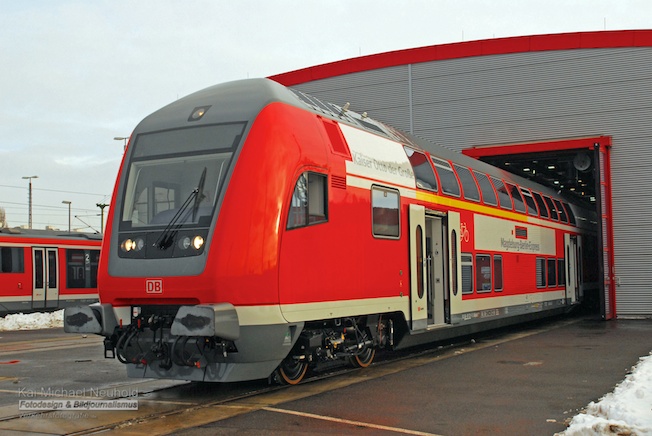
left=349, top=347, right=376, bottom=368
left=276, top=358, right=308, bottom=385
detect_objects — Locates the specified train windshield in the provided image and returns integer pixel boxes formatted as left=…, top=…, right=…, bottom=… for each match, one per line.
left=120, top=123, right=244, bottom=229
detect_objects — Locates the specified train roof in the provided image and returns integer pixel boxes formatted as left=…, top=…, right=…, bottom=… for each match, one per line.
left=0, top=227, right=102, bottom=241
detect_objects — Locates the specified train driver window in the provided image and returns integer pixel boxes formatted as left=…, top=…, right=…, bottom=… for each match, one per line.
left=287, top=172, right=328, bottom=229
left=404, top=147, right=438, bottom=191
left=431, top=157, right=461, bottom=197
left=371, top=186, right=400, bottom=238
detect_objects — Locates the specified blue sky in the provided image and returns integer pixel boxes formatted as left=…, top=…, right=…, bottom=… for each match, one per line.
left=1, top=0, right=650, bottom=231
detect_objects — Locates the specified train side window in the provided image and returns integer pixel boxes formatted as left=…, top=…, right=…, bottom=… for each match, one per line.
left=506, top=183, right=526, bottom=213
left=553, top=199, right=569, bottom=223
left=461, top=254, right=473, bottom=294
left=371, top=186, right=400, bottom=238
left=67, top=249, right=100, bottom=288
left=562, top=202, right=577, bottom=225
left=453, top=164, right=480, bottom=202
left=490, top=177, right=513, bottom=210
left=475, top=254, right=491, bottom=293
left=521, top=188, right=539, bottom=217
left=493, top=255, right=503, bottom=291
left=558, top=258, right=566, bottom=286
left=547, top=258, right=557, bottom=287
left=532, top=192, right=549, bottom=218
left=287, top=172, right=328, bottom=229
left=536, top=257, right=546, bottom=288
left=543, top=196, right=558, bottom=220
left=404, top=147, right=438, bottom=192
left=431, top=157, right=461, bottom=197
left=473, top=171, right=497, bottom=206
left=0, top=247, right=25, bottom=273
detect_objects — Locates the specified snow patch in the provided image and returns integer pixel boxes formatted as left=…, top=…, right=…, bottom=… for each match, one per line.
left=0, top=310, right=64, bottom=331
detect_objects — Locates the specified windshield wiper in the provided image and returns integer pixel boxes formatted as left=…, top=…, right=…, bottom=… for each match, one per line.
left=154, top=167, right=207, bottom=250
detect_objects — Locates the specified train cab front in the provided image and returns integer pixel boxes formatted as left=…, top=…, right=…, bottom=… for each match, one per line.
left=64, top=80, right=305, bottom=383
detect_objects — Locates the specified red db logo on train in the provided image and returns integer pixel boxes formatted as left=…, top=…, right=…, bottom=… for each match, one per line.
left=146, top=279, right=163, bottom=294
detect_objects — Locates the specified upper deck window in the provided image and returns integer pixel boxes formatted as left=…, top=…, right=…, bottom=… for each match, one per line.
left=473, top=171, right=497, bottom=206
left=453, top=165, right=480, bottom=202
left=563, top=202, right=577, bottom=225
left=543, top=196, right=558, bottom=220
left=521, top=188, right=539, bottom=217
left=553, top=199, right=569, bottom=223
left=490, top=177, right=513, bottom=210
left=506, top=183, right=526, bottom=213
left=532, top=192, right=549, bottom=218
left=431, top=157, right=460, bottom=197
left=404, top=147, right=438, bottom=192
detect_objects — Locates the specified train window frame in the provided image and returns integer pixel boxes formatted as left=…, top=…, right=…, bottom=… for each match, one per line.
left=521, top=188, right=539, bottom=217
left=287, top=172, right=329, bottom=230
left=532, top=192, right=549, bottom=218
left=473, top=171, right=498, bottom=206
left=0, top=247, right=25, bottom=273
left=475, top=254, right=492, bottom=293
left=66, top=249, right=100, bottom=289
left=553, top=199, right=569, bottom=223
left=547, top=258, right=557, bottom=287
left=461, top=253, right=473, bottom=295
left=453, top=164, right=480, bottom=202
left=543, top=196, right=558, bottom=221
left=557, top=258, right=566, bottom=286
left=431, top=157, right=461, bottom=198
left=371, top=185, right=400, bottom=239
left=536, top=257, right=546, bottom=288
left=490, top=177, right=513, bottom=210
left=404, top=147, right=438, bottom=192
left=493, top=255, right=503, bottom=291
left=506, top=183, right=526, bottom=213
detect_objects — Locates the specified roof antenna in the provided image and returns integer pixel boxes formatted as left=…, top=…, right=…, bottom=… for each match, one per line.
left=340, top=102, right=350, bottom=116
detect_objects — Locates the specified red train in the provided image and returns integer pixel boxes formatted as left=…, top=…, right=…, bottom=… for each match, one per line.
left=64, top=79, right=597, bottom=384
left=0, top=228, right=101, bottom=315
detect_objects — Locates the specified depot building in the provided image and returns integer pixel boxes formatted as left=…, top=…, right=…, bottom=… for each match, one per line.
left=271, top=30, right=652, bottom=319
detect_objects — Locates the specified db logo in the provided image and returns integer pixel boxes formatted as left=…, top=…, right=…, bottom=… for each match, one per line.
left=145, top=279, right=163, bottom=294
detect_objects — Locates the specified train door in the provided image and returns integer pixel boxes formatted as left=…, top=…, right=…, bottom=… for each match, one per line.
left=564, top=234, right=579, bottom=304
left=409, top=205, right=427, bottom=331
left=425, top=214, right=448, bottom=326
left=32, top=247, right=59, bottom=309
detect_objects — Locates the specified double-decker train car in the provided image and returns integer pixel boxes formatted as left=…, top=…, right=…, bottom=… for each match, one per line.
left=64, top=78, right=597, bottom=384
left=0, top=228, right=101, bottom=315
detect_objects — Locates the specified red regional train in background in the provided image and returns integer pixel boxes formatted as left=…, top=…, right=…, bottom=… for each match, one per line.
left=64, top=78, right=598, bottom=384
left=0, top=228, right=101, bottom=315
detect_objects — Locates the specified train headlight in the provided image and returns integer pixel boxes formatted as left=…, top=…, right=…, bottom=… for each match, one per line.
left=192, top=235, right=204, bottom=250
left=121, top=237, right=145, bottom=252
left=177, top=235, right=204, bottom=251
left=178, top=236, right=191, bottom=250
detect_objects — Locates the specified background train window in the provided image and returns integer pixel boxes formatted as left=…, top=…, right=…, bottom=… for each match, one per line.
left=547, top=258, right=557, bottom=287
left=490, top=177, right=513, bottom=210
left=287, top=172, right=328, bottom=229
left=0, top=247, right=24, bottom=273
left=536, top=257, right=546, bottom=288
left=475, top=254, right=491, bottom=293
left=543, top=196, right=558, bottom=220
left=66, top=249, right=100, bottom=288
left=473, top=171, right=497, bottom=206
left=506, top=183, right=526, bottom=213
left=557, top=258, right=566, bottom=286
left=371, top=186, right=400, bottom=238
left=553, top=199, right=569, bottom=223
left=453, top=165, right=480, bottom=202
left=493, top=255, right=503, bottom=291
left=404, top=147, right=438, bottom=191
left=431, top=157, right=460, bottom=197
left=521, top=188, right=539, bottom=217
left=461, top=254, right=473, bottom=294
left=532, top=192, right=549, bottom=218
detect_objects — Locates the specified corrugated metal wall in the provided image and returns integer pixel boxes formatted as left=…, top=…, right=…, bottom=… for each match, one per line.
left=290, top=47, right=652, bottom=317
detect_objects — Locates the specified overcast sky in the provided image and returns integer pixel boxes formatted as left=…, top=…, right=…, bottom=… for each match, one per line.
left=1, top=0, right=650, bottom=231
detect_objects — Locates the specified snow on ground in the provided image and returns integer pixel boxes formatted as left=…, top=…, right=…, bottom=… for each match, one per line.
left=557, top=352, right=652, bottom=435
left=1, top=311, right=651, bottom=434
left=0, top=309, right=63, bottom=331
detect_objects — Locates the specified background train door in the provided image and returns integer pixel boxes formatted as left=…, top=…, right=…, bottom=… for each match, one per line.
left=31, top=247, right=59, bottom=309
left=564, top=234, right=580, bottom=304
